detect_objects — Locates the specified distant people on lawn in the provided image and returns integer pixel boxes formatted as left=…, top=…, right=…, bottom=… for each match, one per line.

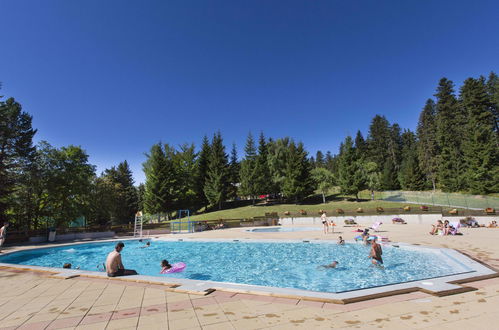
left=105, top=242, right=138, bottom=277
left=0, top=222, right=9, bottom=253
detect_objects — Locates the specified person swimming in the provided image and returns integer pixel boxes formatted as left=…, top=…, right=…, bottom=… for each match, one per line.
left=320, top=261, right=339, bottom=269
left=140, top=241, right=151, bottom=248
left=160, top=259, right=172, bottom=272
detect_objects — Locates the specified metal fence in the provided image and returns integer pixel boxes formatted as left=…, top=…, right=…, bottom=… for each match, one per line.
left=379, top=191, right=499, bottom=210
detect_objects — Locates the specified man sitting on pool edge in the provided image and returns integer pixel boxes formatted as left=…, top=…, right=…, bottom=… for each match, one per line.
left=106, top=242, right=138, bottom=277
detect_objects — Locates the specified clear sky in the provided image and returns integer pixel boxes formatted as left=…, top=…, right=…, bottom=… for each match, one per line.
left=1, top=0, right=498, bottom=184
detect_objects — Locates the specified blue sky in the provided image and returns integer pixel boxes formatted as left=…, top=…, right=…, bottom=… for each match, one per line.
left=1, top=0, right=498, bottom=184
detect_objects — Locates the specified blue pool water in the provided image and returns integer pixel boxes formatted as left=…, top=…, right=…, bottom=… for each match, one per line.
left=248, top=227, right=321, bottom=232
left=0, top=240, right=468, bottom=293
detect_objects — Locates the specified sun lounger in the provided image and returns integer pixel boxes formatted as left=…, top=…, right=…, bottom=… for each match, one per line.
left=392, top=217, right=407, bottom=224
left=370, top=221, right=382, bottom=232
left=344, top=219, right=357, bottom=225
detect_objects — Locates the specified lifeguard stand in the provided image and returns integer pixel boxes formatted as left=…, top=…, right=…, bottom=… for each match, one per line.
left=134, top=211, right=143, bottom=238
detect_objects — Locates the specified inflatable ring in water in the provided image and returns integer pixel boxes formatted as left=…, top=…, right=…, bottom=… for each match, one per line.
left=160, top=262, right=186, bottom=274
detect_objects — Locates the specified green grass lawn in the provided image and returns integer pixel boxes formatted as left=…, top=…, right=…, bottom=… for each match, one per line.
left=154, top=189, right=495, bottom=225
left=183, top=199, right=424, bottom=221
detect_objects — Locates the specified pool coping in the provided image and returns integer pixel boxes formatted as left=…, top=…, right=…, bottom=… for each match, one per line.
left=0, top=236, right=497, bottom=304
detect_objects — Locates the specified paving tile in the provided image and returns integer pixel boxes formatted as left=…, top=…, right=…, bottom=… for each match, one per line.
left=194, top=306, right=229, bottom=326
left=229, top=316, right=267, bottom=330
left=105, top=316, right=139, bottom=330
left=168, top=300, right=193, bottom=311
left=141, top=303, right=167, bottom=316
left=296, top=299, right=325, bottom=308
left=23, top=312, right=60, bottom=324
left=168, top=308, right=198, bottom=321
left=168, top=316, right=201, bottom=330
left=191, top=297, right=218, bottom=308
left=79, top=312, right=113, bottom=325
left=136, top=313, right=168, bottom=329
left=201, top=321, right=235, bottom=330
left=16, top=320, right=53, bottom=330
left=46, top=316, right=84, bottom=329
left=110, top=307, right=141, bottom=320
left=0, top=315, right=32, bottom=328
left=75, top=321, right=108, bottom=330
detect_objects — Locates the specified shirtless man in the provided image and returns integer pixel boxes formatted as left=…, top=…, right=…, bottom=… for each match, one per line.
left=0, top=222, right=9, bottom=253
left=369, top=237, right=383, bottom=267
left=105, top=242, right=137, bottom=277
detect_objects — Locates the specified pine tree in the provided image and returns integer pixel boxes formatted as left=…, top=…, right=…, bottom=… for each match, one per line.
left=486, top=72, right=499, bottom=144
left=366, top=115, right=391, bottom=167
left=239, top=132, right=258, bottom=202
left=0, top=97, right=37, bottom=222
left=435, top=78, right=466, bottom=192
left=196, top=135, right=211, bottom=209
left=203, top=131, right=228, bottom=210
left=362, top=161, right=381, bottom=200
left=143, top=143, right=176, bottom=216
left=315, top=150, right=325, bottom=168
left=227, top=143, right=240, bottom=200
left=460, top=77, right=499, bottom=194
left=398, top=130, right=425, bottom=190
left=137, top=183, right=145, bottom=212
left=266, top=138, right=290, bottom=196
left=417, top=99, right=439, bottom=190
left=103, top=160, right=138, bottom=223
left=254, top=132, right=271, bottom=195
left=281, top=141, right=314, bottom=202
left=354, top=130, right=367, bottom=159
left=324, top=151, right=339, bottom=177
left=338, top=136, right=365, bottom=201
left=173, top=143, right=198, bottom=211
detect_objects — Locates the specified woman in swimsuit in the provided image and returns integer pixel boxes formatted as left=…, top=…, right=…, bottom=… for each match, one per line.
left=321, top=213, right=329, bottom=234
left=369, top=238, right=383, bottom=267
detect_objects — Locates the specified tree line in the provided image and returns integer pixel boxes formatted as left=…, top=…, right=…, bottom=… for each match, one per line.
left=1, top=72, right=498, bottom=230
left=328, top=73, right=498, bottom=199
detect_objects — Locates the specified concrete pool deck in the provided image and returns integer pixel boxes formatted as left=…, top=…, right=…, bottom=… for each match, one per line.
left=1, top=221, right=499, bottom=329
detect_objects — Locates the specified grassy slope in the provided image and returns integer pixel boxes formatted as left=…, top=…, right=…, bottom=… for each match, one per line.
left=186, top=200, right=420, bottom=221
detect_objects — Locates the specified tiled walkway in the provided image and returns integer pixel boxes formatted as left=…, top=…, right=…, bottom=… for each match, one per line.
left=2, top=223, right=499, bottom=329
left=1, top=267, right=499, bottom=329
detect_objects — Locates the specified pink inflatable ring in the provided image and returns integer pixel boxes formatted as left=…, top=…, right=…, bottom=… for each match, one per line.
left=160, top=262, right=186, bottom=274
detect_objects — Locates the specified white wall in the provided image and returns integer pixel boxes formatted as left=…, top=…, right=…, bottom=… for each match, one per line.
left=278, top=215, right=498, bottom=225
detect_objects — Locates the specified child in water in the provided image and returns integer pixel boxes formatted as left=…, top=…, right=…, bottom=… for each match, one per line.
left=160, top=260, right=172, bottom=273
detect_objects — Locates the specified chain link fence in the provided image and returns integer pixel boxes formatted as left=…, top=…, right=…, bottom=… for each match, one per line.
left=379, top=191, right=499, bottom=210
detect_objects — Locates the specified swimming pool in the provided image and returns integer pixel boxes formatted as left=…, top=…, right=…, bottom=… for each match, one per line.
left=248, top=227, right=321, bottom=232
left=0, top=239, right=473, bottom=293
